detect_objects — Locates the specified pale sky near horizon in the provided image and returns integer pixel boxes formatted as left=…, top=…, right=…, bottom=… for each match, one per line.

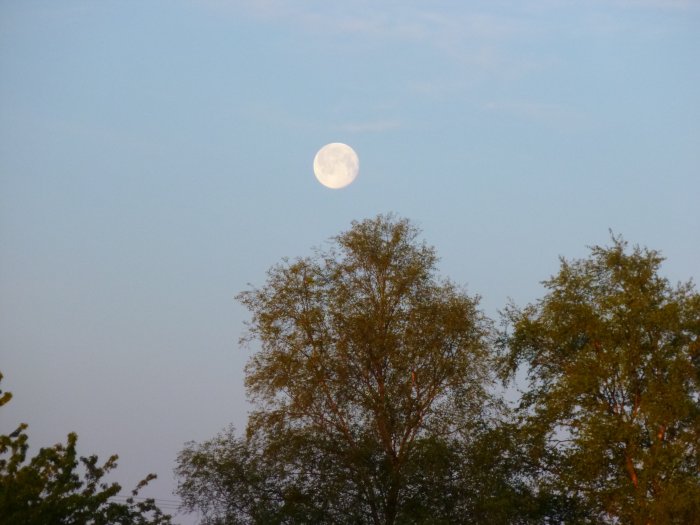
left=1, top=1, right=698, bottom=522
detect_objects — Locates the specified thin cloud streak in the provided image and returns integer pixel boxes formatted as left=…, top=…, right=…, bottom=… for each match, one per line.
left=338, top=120, right=402, bottom=133
left=613, top=0, right=699, bottom=9
left=203, top=1, right=536, bottom=73
left=482, top=100, right=587, bottom=129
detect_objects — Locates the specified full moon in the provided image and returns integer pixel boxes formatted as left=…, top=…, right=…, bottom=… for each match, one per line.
left=313, top=143, right=359, bottom=189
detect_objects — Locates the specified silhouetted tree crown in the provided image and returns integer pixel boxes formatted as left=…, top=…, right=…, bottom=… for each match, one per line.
left=0, top=372, right=173, bottom=525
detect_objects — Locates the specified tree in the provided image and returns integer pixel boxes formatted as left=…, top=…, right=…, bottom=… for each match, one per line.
left=176, top=420, right=552, bottom=525
left=501, top=236, right=700, bottom=523
left=0, top=372, right=173, bottom=525
left=177, top=215, right=498, bottom=524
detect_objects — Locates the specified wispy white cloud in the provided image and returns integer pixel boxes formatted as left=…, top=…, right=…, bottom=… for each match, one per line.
left=201, top=1, right=535, bottom=74
left=337, top=119, right=402, bottom=133
left=508, top=0, right=699, bottom=10
left=482, top=100, right=586, bottom=129
left=198, top=0, right=697, bottom=115
left=613, top=0, right=699, bottom=9
left=205, top=0, right=698, bottom=38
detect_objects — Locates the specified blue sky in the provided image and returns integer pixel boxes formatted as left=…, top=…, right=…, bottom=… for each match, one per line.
left=1, top=0, right=698, bottom=520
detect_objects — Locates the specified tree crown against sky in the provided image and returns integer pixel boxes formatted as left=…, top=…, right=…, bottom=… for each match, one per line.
left=0, top=372, right=173, bottom=525
left=177, top=220, right=700, bottom=525
left=178, top=215, right=506, bottom=524
left=239, top=214, right=493, bottom=441
left=500, top=235, right=700, bottom=524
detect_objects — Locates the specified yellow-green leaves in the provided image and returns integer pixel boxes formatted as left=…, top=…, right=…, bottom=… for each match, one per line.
left=502, top=236, right=700, bottom=523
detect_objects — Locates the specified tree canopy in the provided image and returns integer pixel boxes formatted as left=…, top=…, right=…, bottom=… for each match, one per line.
left=501, top=236, right=700, bottom=523
left=0, top=372, right=173, bottom=525
left=176, top=219, right=700, bottom=525
left=5, top=215, right=698, bottom=524
left=177, top=215, right=527, bottom=524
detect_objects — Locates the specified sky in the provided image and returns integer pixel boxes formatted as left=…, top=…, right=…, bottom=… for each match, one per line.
left=1, top=0, right=698, bottom=522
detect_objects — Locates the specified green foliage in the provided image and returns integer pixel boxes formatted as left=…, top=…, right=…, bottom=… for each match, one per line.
left=176, top=221, right=700, bottom=524
left=177, top=215, right=534, bottom=524
left=501, top=236, right=700, bottom=523
left=176, top=426, right=333, bottom=525
left=0, top=372, right=173, bottom=525
left=237, top=215, right=494, bottom=524
left=176, top=422, right=549, bottom=525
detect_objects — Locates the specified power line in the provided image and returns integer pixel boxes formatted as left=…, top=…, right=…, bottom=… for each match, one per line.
left=110, top=495, right=181, bottom=504
left=108, top=494, right=183, bottom=512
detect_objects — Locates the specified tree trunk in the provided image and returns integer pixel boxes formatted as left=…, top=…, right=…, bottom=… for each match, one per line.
left=384, top=480, right=399, bottom=525
left=625, top=452, right=639, bottom=489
